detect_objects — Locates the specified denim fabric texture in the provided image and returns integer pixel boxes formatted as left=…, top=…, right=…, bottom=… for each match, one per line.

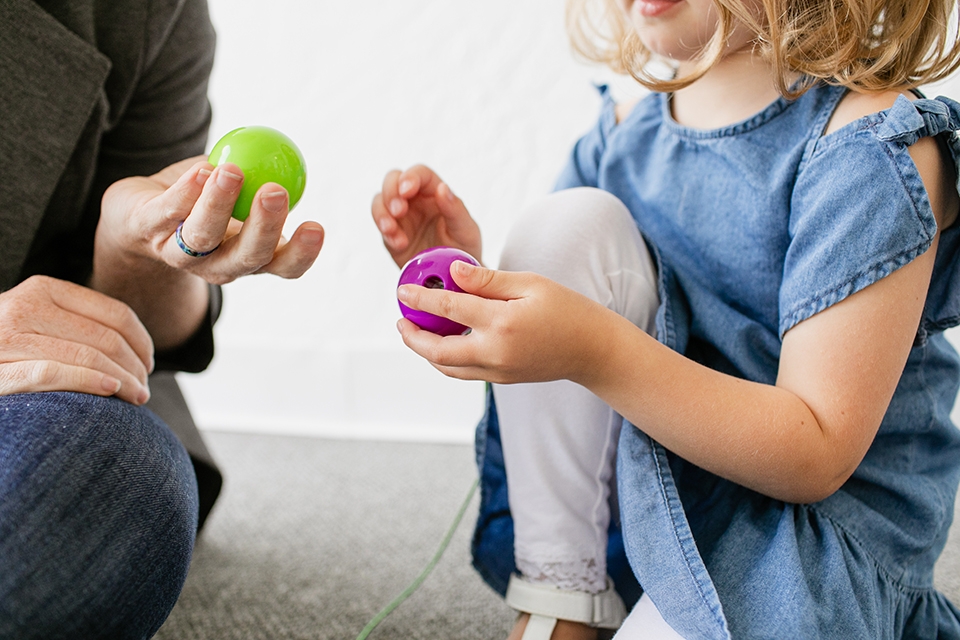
left=0, top=392, right=199, bottom=640
left=473, top=83, right=960, bottom=638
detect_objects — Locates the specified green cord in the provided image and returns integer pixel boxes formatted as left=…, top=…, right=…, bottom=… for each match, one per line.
left=355, top=477, right=481, bottom=640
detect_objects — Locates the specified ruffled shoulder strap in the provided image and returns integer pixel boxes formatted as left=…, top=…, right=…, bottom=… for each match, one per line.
left=879, top=95, right=960, bottom=341
left=876, top=95, right=960, bottom=146
left=782, top=92, right=960, bottom=339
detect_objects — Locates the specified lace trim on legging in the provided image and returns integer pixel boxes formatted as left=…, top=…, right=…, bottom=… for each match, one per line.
left=516, top=556, right=607, bottom=594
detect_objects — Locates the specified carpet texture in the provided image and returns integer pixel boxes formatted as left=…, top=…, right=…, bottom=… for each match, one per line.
left=155, top=432, right=514, bottom=640
left=156, top=432, right=960, bottom=640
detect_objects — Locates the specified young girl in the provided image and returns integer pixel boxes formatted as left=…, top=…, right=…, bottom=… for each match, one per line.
left=373, top=0, right=960, bottom=638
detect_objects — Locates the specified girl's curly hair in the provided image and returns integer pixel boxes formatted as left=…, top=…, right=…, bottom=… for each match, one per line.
left=567, top=0, right=960, bottom=98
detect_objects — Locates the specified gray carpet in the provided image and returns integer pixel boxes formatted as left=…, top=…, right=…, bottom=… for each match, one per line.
left=157, top=431, right=960, bottom=640
left=155, top=432, right=514, bottom=640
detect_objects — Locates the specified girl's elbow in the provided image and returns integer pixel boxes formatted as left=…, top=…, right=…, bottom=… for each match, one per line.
left=790, top=478, right=847, bottom=504
left=784, top=422, right=872, bottom=504
left=790, top=465, right=857, bottom=504
left=780, top=456, right=859, bottom=504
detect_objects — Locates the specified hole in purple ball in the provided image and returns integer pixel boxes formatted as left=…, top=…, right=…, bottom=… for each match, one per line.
left=423, top=275, right=445, bottom=289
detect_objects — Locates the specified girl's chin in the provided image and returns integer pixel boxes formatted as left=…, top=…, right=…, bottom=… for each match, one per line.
left=638, top=37, right=698, bottom=65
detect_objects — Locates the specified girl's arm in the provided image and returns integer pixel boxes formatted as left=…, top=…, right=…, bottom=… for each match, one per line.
left=590, top=227, right=939, bottom=504
left=396, top=94, right=958, bottom=504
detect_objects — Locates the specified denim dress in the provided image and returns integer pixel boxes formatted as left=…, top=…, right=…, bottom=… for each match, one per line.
left=471, top=83, right=960, bottom=639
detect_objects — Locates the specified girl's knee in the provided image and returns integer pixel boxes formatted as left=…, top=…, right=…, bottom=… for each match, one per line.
left=0, top=392, right=198, bottom=639
left=500, top=188, right=658, bottom=330
left=500, top=187, right=637, bottom=274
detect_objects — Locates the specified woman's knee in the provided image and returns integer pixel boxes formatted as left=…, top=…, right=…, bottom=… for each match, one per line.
left=0, top=392, right=199, bottom=639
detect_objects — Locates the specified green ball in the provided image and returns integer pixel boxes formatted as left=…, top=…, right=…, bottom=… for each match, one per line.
left=207, top=126, right=307, bottom=221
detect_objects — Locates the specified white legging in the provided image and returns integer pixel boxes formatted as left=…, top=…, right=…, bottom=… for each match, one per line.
left=494, top=187, right=657, bottom=592
left=494, top=187, right=684, bottom=638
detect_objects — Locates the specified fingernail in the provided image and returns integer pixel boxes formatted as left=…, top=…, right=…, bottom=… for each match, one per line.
left=378, top=217, right=391, bottom=233
left=196, top=168, right=212, bottom=185
left=260, top=190, right=287, bottom=213
left=454, top=260, right=474, bottom=274
left=397, top=285, right=410, bottom=302
left=399, top=180, right=414, bottom=193
left=101, top=375, right=121, bottom=394
left=216, top=167, right=243, bottom=190
left=397, top=319, right=404, bottom=333
left=389, top=199, right=403, bottom=215
left=441, top=182, right=455, bottom=201
left=138, top=386, right=151, bottom=405
left=301, top=227, right=323, bottom=246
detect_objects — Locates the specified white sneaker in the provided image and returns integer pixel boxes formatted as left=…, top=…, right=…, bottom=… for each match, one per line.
left=505, top=574, right=627, bottom=640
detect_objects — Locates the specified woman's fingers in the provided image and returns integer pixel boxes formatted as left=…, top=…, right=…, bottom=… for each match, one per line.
left=169, top=163, right=242, bottom=259
left=0, top=361, right=125, bottom=399
left=257, top=222, right=325, bottom=278
left=0, top=276, right=155, bottom=403
left=157, top=173, right=325, bottom=284
left=37, top=308, right=150, bottom=385
left=45, top=277, right=154, bottom=373
left=2, top=337, right=149, bottom=404
left=151, top=155, right=210, bottom=190
left=218, top=184, right=289, bottom=271
left=101, top=156, right=324, bottom=290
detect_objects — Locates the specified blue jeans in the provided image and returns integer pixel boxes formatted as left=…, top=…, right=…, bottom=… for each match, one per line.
left=0, top=392, right=199, bottom=640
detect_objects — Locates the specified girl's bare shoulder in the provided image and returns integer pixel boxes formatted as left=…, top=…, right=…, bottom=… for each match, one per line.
left=824, top=88, right=910, bottom=135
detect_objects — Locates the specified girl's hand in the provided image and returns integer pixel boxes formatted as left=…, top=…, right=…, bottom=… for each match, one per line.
left=97, top=156, right=325, bottom=286
left=372, top=165, right=482, bottom=267
left=0, top=276, right=154, bottom=405
left=395, top=261, right=620, bottom=384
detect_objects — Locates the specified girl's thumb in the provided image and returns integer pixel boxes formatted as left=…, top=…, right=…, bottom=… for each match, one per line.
left=451, top=261, right=523, bottom=301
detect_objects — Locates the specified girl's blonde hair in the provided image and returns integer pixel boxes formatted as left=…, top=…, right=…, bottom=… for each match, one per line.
left=568, top=0, right=960, bottom=98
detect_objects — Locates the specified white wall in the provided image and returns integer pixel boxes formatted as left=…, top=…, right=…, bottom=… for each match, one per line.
left=179, top=0, right=960, bottom=443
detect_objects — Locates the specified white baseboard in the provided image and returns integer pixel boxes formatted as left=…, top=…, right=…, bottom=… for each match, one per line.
left=177, top=345, right=485, bottom=444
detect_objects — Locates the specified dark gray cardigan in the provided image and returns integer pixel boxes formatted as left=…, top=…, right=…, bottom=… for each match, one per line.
left=0, top=0, right=223, bottom=528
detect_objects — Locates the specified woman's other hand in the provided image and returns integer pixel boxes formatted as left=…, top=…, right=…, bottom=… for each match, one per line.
left=0, top=276, right=153, bottom=405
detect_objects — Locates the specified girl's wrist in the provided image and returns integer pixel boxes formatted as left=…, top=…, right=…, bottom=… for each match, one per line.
left=568, top=303, right=643, bottom=392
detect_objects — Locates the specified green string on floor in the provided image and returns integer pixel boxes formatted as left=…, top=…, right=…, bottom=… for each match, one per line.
left=355, top=477, right=481, bottom=640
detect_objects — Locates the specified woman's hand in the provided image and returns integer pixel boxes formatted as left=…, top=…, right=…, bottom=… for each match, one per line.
left=372, top=165, right=482, bottom=267
left=395, top=261, right=622, bottom=385
left=0, top=276, right=154, bottom=405
left=92, top=156, right=325, bottom=350
left=97, top=156, right=325, bottom=286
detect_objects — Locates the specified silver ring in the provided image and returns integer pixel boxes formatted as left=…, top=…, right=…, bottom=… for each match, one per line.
left=175, top=222, right=220, bottom=257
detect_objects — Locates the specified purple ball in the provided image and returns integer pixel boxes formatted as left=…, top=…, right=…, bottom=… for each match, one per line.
left=398, top=247, right=480, bottom=336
